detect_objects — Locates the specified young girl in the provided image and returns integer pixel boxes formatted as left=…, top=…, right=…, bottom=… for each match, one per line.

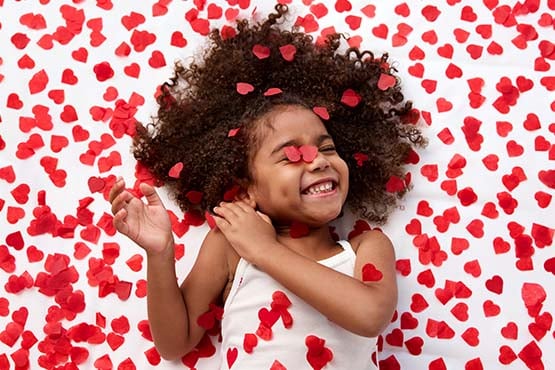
left=109, top=5, right=424, bottom=369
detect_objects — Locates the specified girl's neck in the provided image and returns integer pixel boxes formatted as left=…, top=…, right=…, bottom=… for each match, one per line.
left=275, top=224, right=338, bottom=261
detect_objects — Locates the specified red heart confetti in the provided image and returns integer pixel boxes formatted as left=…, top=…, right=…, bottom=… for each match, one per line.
left=168, top=162, right=183, bottom=178
left=236, top=82, right=254, bottom=95
left=362, top=263, right=384, bottom=282
left=377, top=73, right=397, bottom=90
left=263, top=87, right=283, bottom=96
left=279, top=44, right=297, bottom=61
left=252, top=44, right=270, bottom=59
left=340, top=88, right=361, bottom=107
left=298, top=145, right=318, bottom=163
left=312, top=106, right=329, bottom=120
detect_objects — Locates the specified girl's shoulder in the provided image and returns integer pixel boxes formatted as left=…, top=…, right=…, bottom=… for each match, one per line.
left=348, top=229, right=393, bottom=254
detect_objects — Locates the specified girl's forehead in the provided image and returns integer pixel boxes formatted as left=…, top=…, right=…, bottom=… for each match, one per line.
left=259, top=105, right=329, bottom=141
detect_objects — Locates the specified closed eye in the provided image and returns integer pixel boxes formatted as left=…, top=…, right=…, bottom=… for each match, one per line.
left=320, top=146, right=336, bottom=152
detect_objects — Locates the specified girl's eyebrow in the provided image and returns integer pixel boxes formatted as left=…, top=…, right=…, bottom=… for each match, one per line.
left=270, top=134, right=333, bottom=156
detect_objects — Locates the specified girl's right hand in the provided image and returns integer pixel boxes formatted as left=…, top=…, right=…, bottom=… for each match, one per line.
left=109, top=177, right=174, bottom=256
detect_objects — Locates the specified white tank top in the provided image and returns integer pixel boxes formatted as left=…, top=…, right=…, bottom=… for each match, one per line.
left=220, top=240, right=379, bottom=369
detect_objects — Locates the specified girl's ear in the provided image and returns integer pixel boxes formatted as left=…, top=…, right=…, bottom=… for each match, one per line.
left=235, top=180, right=257, bottom=209
left=237, top=190, right=257, bottom=209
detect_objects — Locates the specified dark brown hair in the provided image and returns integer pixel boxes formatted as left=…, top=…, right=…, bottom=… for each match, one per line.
left=133, top=4, right=425, bottom=224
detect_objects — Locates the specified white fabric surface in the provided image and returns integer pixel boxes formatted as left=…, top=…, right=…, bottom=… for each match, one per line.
left=0, top=1, right=553, bottom=369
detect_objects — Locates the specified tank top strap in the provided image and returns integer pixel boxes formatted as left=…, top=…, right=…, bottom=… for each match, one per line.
left=336, top=239, right=356, bottom=258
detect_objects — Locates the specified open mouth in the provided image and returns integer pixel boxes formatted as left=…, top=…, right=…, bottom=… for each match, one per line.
left=302, top=180, right=337, bottom=195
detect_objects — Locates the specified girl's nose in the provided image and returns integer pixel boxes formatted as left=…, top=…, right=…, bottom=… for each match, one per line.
left=307, top=152, right=330, bottom=171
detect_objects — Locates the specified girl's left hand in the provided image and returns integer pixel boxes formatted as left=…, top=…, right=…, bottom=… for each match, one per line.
left=213, top=200, right=276, bottom=263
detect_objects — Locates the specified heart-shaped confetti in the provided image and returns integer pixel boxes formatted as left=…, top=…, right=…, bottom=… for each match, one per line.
left=236, top=82, right=254, bottom=95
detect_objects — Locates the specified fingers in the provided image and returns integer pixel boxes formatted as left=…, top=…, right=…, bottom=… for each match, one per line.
left=231, top=200, right=253, bottom=213
left=109, top=178, right=134, bottom=216
left=213, top=202, right=239, bottom=220
left=112, top=207, right=130, bottom=235
left=109, top=177, right=125, bottom=203
left=140, top=182, right=164, bottom=207
left=256, top=211, right=272, bottom=225
left=212, top=214, right=230, bottom=231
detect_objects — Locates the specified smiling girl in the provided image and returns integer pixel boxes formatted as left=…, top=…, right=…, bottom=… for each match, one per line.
left=109, top=5, right=425, bottom=369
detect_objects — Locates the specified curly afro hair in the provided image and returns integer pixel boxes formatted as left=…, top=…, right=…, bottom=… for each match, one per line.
left=133, top=4, right=426, bottom=224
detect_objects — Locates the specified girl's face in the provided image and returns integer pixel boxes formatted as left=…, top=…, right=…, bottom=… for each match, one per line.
left=246, top=105, right=349, bottom=228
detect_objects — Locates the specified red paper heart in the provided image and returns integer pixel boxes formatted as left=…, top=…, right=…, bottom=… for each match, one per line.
left=121, top=11, right=145, bottom=30
left=417, top=269, right=435, bottom=288
left=372, top=24, right=388, bottom=39
left=312, top=106, right=329, bottom=120
left=362, top=263, right=383, bottom=282
left=148, top=50, right=166, bottom=68
left=410, top=293, right=429, bottom=313
left=305, top=334, right=333, bottom=369
left=340, top=88, right=361, bottom=107
left=252, top=44, right=270, bottom=59
left=399, top=312, right=418, bottom=330
left=270, top=360, right=287, bottom=370
left=170, top=31, right=187, bottom=47
left=498, top=345, right=517, bottom=365
left=538, top=170, right=555, bottom=189
left=168, top=162, right=183, bottom=178
left=395, top=259, right=411, bottom=276
left=377, top=73, right=396, bottom=90
left=236, top=82, right=254, bottom=95
left=485, top=275, right=504, bottom=294
left=106, top=332, right=125, bottom=350
left=461, top=327, right=479, bottom=346
left=335, top=0, right=352, bottom=12
left=263, top=88, right=282, bottom=96
left=299, top=145, right=318, bottom=163
left=385, top=328, right=404, bottom=346
left=284, top=146, right=302, bottom=162
left=483, top=300, right=501, bottom=317
left=436, top=97, right=453, bottom=112
left=258, top=307, right=279, bottom=329
left=242, top=333, right=257, bottom=354
left=500, top=322, right=518, bottom=339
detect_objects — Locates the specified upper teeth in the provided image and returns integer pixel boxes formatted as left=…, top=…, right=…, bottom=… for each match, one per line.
left=305, top=181, right=333, bottom=194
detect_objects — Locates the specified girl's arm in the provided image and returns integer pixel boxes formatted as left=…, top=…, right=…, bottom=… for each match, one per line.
left=213, top=201, right=397, bottom=337
left=110, top=179, right=229, bottom=360
left=256, top=230, right=397, bottom=337
left=147, top=228, right=229, bottom=360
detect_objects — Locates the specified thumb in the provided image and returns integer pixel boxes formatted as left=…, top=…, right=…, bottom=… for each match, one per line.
left=140, top=183, right=164, bottom=207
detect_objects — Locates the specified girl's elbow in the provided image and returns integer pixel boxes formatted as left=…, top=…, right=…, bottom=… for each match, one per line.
left=359, top=301, right=397, bottom=337
left=155, top=342, right=194, bottom=362
left=157, top=348, right=184, bottom=362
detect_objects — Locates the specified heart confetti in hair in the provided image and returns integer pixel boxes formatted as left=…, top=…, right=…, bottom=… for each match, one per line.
left=377, top=73, right=397, bottom=90
left=252, top=44, right=270, bottom=59
left=263, top=87, right=283, bottom=96
left=312, top=106, right=329, bottom=120
left=227, top=127, right=240, bottom=137
left=236, top=82, right=254, bottom=95
left=168, top=162, right=183, bottom=178
left=279, top=44, right=297, bottom=61
left=340, top=88, right=361, bottom=107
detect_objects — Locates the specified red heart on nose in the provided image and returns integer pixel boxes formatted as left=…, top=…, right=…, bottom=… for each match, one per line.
left=299, top=145, right=318, bottom=163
